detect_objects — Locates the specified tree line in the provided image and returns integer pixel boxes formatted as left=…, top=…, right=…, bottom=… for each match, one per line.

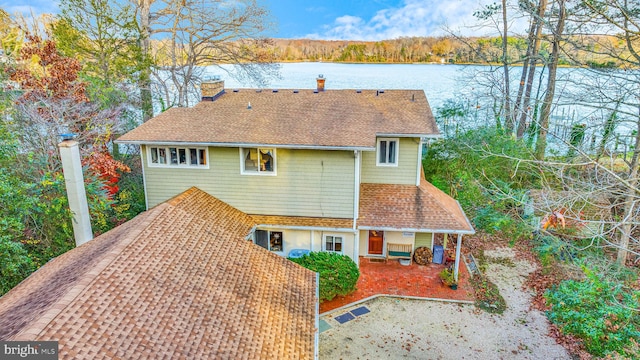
left=267, top=35, right=624, bottom=66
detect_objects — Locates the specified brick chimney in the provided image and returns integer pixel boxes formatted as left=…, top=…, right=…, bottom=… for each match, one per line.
left=316, top=74, right=325, bottom=92
left=201, top=78, right=225, bottom=101
left=58, top=135, right=93, bottom=247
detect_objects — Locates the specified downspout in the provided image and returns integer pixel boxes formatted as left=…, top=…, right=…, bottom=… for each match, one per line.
left=416, top=138, right=424, bottom=186
left=353, top=150, right=361, bottom=266
left=140, top=145, right=149, bottom=210
left=314, top=272, right=320, bottom=360
left=353, top=150, right=360, bottom=227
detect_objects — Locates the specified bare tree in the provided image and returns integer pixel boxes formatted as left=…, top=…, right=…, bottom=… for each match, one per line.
left=135, top=0, right=278, bottom=109
left=535, top=0, right=567, bottom=159
left=516, top=0, right=548, bottom=138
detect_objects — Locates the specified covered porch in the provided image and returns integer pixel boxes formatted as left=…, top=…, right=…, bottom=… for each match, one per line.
left=320, top=256, right=475, bottom=313
left=358, top=177, right=475, bottom=284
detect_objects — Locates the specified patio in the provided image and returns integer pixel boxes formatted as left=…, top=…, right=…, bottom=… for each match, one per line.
left=319, top=256, right=475, bottom=313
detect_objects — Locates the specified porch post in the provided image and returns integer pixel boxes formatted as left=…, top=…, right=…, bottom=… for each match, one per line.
left=453, top=233, right=463, bottom=282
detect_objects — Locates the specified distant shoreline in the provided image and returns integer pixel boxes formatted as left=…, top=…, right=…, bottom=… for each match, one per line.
left=270, top=61, right=586, bottom=69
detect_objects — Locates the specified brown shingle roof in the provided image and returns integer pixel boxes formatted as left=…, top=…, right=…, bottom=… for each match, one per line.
left=358, top=178, right=474, bottom=233
left=117, top=89, right=439, bottom=148
left=0, top=188, right=317, bottom=359
left=251, top=215, right=353, bottom=229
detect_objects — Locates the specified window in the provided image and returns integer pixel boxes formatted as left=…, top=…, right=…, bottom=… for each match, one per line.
left=241, top=148, right=276, bottom=175
left=254, top=230, right=283, bottom=252
left=324, top=235, right=343, bottom=253
left=376, top=138, right=399, bottom=166
left=148, top=146, right=208, bottom=168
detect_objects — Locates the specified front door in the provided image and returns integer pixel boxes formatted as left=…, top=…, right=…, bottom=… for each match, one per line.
left=368, top=230, right=384, bottom=255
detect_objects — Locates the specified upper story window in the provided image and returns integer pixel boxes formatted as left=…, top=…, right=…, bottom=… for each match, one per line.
left=241, top=148, right=276, bottom=175
left=376, top=138, right=399, bottom=166
left=148, top=146, right=208, bottom=168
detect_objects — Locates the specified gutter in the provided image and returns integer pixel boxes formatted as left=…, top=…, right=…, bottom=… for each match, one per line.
left=357, top=225, right=475, bottom=235
left=114, top=140, right=375, bottom=152
left=255, top=224, right=354, bottom=232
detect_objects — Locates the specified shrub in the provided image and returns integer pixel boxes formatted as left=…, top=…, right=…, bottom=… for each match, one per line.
left=0, top=237, right=35, bottom=296
left=289, top=252, right=359, bottom=302
left=545, top=268, right=640, bottom=357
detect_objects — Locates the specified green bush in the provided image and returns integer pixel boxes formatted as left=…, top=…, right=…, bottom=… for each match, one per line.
left=0, top=237, right=35, bottom=296
left=545, top=268, right=640, bottom=357
left=423, top=127, right=537, bottom=238
left=289, top=252, right=360, bottom=302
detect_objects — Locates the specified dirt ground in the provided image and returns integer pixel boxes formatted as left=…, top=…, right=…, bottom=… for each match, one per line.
left=319, top=247, right=571, bottom=359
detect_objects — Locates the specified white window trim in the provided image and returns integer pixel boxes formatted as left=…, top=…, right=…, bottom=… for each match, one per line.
left=323, top=233, right=344, bottom=254
left=254, top=229, right=284, bottom=254
left=147, top=146, right=209, bottom=169
left=239, top=148, right=277, bottom=176
left=376, top=137, right=399, bottom=167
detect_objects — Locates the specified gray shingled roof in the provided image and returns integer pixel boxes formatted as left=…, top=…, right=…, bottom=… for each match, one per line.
left=117, top=89, right=439, bottom=148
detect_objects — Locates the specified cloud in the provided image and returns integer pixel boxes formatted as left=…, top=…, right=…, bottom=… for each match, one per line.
left=306, top=0, right=524, bottom=40
left=2, top=1, right=60, bottom=17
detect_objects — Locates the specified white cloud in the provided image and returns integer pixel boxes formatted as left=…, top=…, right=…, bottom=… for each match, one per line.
left=306, top=0, right=527, bottom=40
left=2, top=1, right=60, bottom=17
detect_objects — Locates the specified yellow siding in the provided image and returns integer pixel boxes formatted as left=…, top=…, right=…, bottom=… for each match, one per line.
left=252, top=229, right=357, bottom=261
left=384, top=231, right=414, bottom=246
left=143, top=146, right=355, bottom=218
left=359, top=230, right=369, bottom=256
left=361, top=137, right=419, bottom=185
left=415, top=232, right=434, bottom=250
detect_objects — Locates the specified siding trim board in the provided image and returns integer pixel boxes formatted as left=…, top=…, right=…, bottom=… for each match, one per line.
left=256, top=224, right=356, bottom=232
left=377, top=133, right=442, bottom=139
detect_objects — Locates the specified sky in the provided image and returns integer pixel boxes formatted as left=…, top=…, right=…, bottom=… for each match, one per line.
left=3, top=0, right=509, bottom=40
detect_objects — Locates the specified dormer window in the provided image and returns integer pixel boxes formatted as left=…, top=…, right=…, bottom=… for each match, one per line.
left=376, top=138, right=399, bottom=166
left=241, top=148, right=276, bottom=175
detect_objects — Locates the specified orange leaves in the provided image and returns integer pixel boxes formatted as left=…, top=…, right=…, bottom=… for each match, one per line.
left=10, top=34, right=87, bottom=103
left=84, top=151, right=130, bottom=199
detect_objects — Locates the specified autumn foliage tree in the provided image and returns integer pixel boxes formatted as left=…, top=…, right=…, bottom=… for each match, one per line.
left=2, top=33, right=131, bottom=262
left=9, top=34, right=129, bottom=191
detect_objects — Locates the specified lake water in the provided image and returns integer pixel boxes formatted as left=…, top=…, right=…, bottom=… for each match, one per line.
left=211, top=62, right=595, bottom=113
left=213, top=62, right=470, bottom=110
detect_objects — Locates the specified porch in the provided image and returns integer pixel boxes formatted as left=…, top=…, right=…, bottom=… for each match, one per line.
left=319, top=256, right=475, bottom=314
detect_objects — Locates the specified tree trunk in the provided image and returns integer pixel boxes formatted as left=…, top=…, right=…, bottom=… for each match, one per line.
left=516, top=0, right=547, bottom=138
left=138, top=0, right=154, bottom=121
left=535, top=0, right=566, bottom=160
left=501, top=0, right=513, bottom=133
left=617, top=83, right=640, bottom=265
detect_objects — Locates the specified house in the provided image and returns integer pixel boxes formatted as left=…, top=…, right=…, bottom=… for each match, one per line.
left=117, top=77, right=474, bottom=278
left=0, top=188, right=318, bottom=359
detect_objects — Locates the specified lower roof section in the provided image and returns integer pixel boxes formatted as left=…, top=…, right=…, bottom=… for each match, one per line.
left=0, top=188, right=317, bottom=359
left=358, top=178, right=475, bottom=234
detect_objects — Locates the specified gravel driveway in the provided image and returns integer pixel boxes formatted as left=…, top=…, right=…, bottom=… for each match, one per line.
left=319, top=248, right=571, bottom=359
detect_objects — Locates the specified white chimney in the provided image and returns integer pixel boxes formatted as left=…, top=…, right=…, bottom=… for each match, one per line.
left=58, top=136, right=93, bottom=246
